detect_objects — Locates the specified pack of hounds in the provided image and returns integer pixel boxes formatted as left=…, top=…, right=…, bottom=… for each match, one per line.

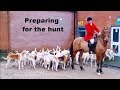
left=2, top=46, right=114, bottom=71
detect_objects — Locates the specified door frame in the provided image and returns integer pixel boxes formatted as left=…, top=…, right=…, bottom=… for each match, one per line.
left=110, top=26, right=120, bottom=56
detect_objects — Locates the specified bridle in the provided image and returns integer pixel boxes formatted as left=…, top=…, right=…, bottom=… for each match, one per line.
left=98, top=36, right=107, bottom=47
left=98, top=30, right=109, bottom=47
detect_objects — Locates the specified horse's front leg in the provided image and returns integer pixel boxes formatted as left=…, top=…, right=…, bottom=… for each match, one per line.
left=96, top=60, right=103, bottom=75
left=99, top=54, right=105, bottom=74
left=96, top=61, right=100, bottom=75
left=96, top=54, right=102, bottom=75
left=79, top=51, right=85, bottom=71
left=99, top=61, right=103, bottom=74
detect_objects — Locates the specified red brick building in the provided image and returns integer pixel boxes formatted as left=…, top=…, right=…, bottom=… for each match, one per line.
left=0, top=11, right=120, bottom=52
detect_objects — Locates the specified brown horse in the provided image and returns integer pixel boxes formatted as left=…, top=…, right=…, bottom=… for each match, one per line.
left=70, top=29, right=110, bottom=75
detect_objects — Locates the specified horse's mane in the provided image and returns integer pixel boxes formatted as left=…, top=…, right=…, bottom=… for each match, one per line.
left=98, top=28, right=109, bottom=47
left=100, top=28, right=110, bottom=38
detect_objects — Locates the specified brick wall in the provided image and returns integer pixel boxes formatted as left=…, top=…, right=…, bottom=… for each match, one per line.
left=0, top=11, right=9, bottom=50
left=9, top=11, right=74, bottom=51
left=77, top=11, right=120, bottom=48
left=1, top=11, right=120, bottom=51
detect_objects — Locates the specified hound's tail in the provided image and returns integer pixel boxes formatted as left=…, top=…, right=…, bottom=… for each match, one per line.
left=2, top=57, right=7, bottom=60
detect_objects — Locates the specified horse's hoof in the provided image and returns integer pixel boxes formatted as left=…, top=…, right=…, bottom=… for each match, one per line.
left=96, top=70, right=99, bottom=73
left=71, top=65, right=76, bottom=70
left=72, top=67, right=76, bottom=70
left=99, top=69, right=103, bottom=74
left=97, top=73, right=101, bottom=75
left=81, top=68, right=85, bottom=71
left=80, top=67, right=85, bottom=71
left=100, top=71, right=104, bottom=74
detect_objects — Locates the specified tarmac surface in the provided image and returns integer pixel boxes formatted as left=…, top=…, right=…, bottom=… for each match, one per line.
left=0, top=61, right=120, bottom=79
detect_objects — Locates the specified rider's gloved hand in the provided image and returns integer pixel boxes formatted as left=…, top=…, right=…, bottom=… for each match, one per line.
left=98, top=32, right=101, bottom=35
left=97, top=32, right=101, bottom=36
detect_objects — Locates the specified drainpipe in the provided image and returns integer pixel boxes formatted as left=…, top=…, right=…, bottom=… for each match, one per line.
left=74, top=11, right=77, bottom=39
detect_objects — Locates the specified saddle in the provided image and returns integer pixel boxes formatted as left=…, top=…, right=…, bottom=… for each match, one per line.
left=88, top=34, right=98, bottom=54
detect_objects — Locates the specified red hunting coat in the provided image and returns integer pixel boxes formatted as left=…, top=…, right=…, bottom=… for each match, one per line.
left=84, top=23, right=100, bottom=41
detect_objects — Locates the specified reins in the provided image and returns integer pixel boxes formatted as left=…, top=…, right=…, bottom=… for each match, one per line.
left=97, top=34, right=108, bottom=48
left=97, top=28, right=109, bottom=47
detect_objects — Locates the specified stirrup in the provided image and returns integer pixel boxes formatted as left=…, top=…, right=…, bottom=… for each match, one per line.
left=89, top=51, right=92, bottom=54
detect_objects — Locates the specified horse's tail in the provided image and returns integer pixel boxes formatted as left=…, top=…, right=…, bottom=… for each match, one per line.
left=69, top=41, right=73, bottom=57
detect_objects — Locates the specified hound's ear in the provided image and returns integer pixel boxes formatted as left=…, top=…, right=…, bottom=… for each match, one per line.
left=9, top=52, right=13, bottom=54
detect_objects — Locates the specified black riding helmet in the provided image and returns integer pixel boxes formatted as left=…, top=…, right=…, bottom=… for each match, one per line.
left=87, top=17, right=92, bottom=21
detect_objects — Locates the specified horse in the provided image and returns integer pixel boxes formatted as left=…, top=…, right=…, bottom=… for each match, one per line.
left=70, top=29, right=110, bottom=75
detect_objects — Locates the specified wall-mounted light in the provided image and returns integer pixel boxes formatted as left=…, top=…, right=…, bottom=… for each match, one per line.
left=109, top=16, right=111, bottom=19
left=78, top=21, right=84, bottom=26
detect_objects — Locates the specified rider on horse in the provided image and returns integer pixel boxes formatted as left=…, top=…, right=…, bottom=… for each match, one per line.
left=84, top=17, right=101, bottom=54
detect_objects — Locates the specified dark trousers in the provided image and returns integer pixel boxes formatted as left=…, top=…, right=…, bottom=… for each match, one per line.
left=88, top=41, right=97, bottom=54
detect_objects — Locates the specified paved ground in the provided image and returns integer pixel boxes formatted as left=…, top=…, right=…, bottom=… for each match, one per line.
left=0, top=61, right=120, bottom=79
left=104, top=56, right=120, bottom=68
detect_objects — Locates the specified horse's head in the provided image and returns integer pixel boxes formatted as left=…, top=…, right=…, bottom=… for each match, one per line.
left=100, top=29, right=110, bottom=43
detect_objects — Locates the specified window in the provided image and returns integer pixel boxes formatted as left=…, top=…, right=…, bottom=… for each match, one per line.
left=116, top=16, right=120, bottom=25
left=113, top=29, right=119, bottom=42
left=76, top=26, right=85, bottom=37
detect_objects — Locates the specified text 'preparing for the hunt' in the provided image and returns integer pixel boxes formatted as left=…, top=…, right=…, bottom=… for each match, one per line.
left=22, top=18, right=64, bottom=32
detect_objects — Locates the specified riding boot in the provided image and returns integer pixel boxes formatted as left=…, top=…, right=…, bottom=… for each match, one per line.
left=93, top=42, right=97, bottom=54
left=88, top=41, right=92, bottom=54
left=99, top=61, right=103, bottom=74
left=91, top=45, right=95, bottom=54
left=90, top=41, right=97, bottom=54
left=91, top=44, right=95, bottom=54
